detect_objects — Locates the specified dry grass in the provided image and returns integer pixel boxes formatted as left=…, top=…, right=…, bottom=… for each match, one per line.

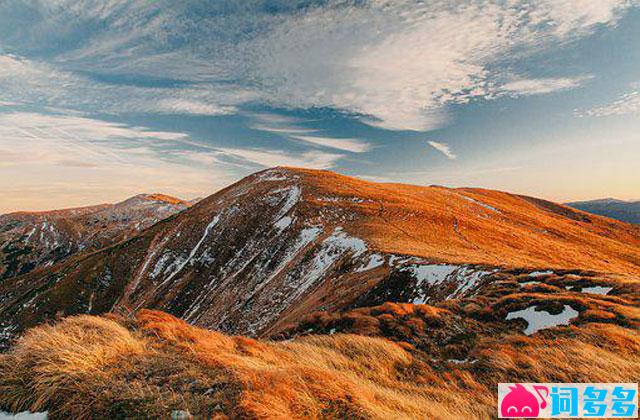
left=0, top=315, right=146, bottom=416
left=1, top=308, right=638, bottom=419
left=290, top=167, right=640, bottom=276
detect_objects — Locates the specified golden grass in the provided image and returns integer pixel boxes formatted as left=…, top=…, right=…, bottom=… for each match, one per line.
left=0, top=315, right=146, bottom=416
left=1, top=309, right=638, bottom=419
left=288, top=167, right=640, bottom=276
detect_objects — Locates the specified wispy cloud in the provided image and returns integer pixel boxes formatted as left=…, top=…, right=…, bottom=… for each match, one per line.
left=290, top=135, right=371, bottom=153
left=427, top=141, right=457, bottom=160
left=153, top=99, right=236, bottom=116
left=577, top=88, right=640, bottom=117
left=0, top=111, right=235, bottom=212
left=0, top=112, right=188, bottom=142
left=216, top=147, right=343, bottom=169
left=244, top=1, right=631, bottom=130
left=0, top=54, right=249, bottom=117
left=500, top=76, right=592, bottom=96
left=0, top=106, right=360, bottom=212
left=250, top=112, right=371, bottom=153
left=0, top=1, right=635, bottom=131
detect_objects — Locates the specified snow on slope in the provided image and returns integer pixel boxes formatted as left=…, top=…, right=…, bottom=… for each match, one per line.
left=0, top=411, right=47, bottom=419
left=506, top=305, right=579, bottom=335
left=0, top=194, right=190, bottom=281
left=121, top=170, right=504, bottom=336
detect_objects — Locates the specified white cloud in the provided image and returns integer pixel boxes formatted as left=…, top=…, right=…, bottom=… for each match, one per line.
left=244, top=0, right=632, bottom=130
left=0, top=112, right=188, bottom=142
left=526, top=0, right=633, bottom=37
left=577, top=88, right=640, bottom=117
left=250, top=112, right=371, bottom=153
left=500, top=76, right=592, bottom=96
left=0, top=1, right=636, bottom=131
left=253, top=125, right=316, bottom=135
left=0, top=111, right=236, bottom=212
left=290, top=135, right=371, bottom=153
left=153, top=99, right=236, bottom=116
left=427, top=140, right=457, bottom=160
left=216, top=147, right=343, bottom=169
left=0, top=54, right=249, bottom=117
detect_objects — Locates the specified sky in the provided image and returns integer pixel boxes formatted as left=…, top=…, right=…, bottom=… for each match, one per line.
left=0, top=0, right=639, bottom=213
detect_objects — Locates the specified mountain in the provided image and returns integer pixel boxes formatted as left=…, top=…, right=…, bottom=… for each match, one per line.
left=2, top=275, right=638, bottom=418
left=566, top=198, right=640, bottom=224
left=0, top=194, right=191, bottom=281
left=1, top=167, right=639, bottom=348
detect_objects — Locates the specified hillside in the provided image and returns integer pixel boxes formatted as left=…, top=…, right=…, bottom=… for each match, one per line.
left=2, top=265, right=638, bottom=419
left=0, top=194, right=191, bottom=281
left=1, top=167, right=638, bottom=348
left=566, top=198, right=640, bottom=224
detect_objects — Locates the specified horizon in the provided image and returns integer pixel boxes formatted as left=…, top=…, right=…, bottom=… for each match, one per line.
left=1, top=166, right=638, bottom=215
left=1, top=1, right=639, bottom=213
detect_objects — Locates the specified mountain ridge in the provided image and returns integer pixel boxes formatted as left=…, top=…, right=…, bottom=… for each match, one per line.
left=0, top=193, right=192, bottom=281
left=0, top=167, right=638, bottom=348
left=566, top=198, right=640, bottom=224
left=2, top=193, right=191, bottom=217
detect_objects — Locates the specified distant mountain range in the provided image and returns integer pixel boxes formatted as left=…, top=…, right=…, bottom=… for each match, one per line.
left=566, top=198, right=640, bottom=224
left=0, top=194, right=192, bottom=281
left=1, top=167, right=639, bottom=348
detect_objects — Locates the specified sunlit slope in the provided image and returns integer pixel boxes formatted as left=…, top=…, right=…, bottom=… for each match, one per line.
left=293, top=168, right=640, bottom=275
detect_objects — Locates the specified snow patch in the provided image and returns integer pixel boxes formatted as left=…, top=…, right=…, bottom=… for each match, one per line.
left=150, top=253, right=174, bottom=278
left=0, top=324, right=17, bottom=342
left=290, top=228, right=367, bottom=300
left=273, top=186, right=301, bottom=220
left=458, top=194, right=500, bottom=213
left=160, top=215, right=220, bottom=286
left=0, top=412, right=48, bottom=419
left=450, top=267, right=494, bottom=297
left=402, top=264, right=458, bottom=304
left=506, top=305, right=579, bottom=335
left=24, top=227, right=36, bottom=243
left=529, top=270, right=553, bottom=277
left=355, top=254, right=385, bottom=273
left=319, top=196, right=370, bottom=203
left=519, top=280, right=541, bottom=286
left=297, top=226, right=322, bottom=245
left=401, top=264, right=493, bottom=303
left=580, top=286, right=613, bottom=295
left=87, top=291, right=95, bottom=313
left=257, top=169, right=290, bottom=182
left=274, top=216, right=293, bottom=232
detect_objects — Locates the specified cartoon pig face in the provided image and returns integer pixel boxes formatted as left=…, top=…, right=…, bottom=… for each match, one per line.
left=501, top=384, right=547, bottom=418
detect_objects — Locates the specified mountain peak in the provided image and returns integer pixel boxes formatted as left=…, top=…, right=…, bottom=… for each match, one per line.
left=1, top=168, right=639, bottom=351
left=124, top=193, right=192, bottom=207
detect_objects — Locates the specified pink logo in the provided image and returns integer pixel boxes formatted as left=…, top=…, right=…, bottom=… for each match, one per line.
left=500, top=384, right=549, bottom=418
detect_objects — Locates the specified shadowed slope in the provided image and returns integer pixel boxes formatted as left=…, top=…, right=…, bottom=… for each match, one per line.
left=0, top=193, right=191, bottom=281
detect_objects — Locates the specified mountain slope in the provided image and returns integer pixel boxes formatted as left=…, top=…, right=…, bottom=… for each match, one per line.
left=566, top=198, right=640, bottom=224
left=0, top=194, right=191, bottom=281
left=1, top=167, right=639, bottom=347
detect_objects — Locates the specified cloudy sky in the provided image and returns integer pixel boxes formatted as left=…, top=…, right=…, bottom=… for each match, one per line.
left=0, top=0, right=639, bottom=212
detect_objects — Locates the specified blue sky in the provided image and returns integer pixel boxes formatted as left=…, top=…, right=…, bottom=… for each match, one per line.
left=0, top=0, right=638, bottom=212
